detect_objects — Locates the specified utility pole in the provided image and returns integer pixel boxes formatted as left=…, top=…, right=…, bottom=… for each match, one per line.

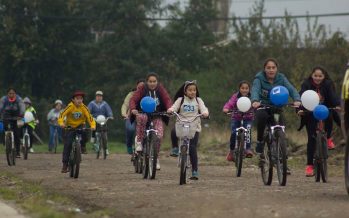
left=210, top=0, right=231, bottom=40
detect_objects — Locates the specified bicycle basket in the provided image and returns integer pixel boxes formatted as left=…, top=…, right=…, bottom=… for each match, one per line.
left=175, top=121, right=197, bottom=139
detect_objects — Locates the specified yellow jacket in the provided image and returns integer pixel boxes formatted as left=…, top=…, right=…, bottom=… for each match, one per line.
left=58, top=102, right=96, bottom=129
left=342, top=68, right=349, bottom=100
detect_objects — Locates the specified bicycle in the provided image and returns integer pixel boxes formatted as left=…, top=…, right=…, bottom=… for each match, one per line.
left=226, top=111, right=251, bottom=177
left=2, top=118, right=22, bottom=166
left=259, top=104, right=291, bottom=186
left=172, top=112, right=203, bottom=185
left=21, top=123, right=31, bottom=160
left=94, top=116, right=113, bottom=159
left=65, top=127, right=89, bottom=178
left=345, top=130, right=349, bottom=194
left=139, top=112, right=167, bottom=180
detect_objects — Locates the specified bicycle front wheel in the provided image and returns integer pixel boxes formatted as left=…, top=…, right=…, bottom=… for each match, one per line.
left=261, top=141, right=273, bottom=185
left=345, top=135, right=349, bottom=194
left=149, top=132, right=159, bottom=180
left=179, top=145, right=187, bottom=185
left=275, top=130, right=287, bottom=186
left=5, top=133, right=14, bottom=166
left=101, top=132, right=107, bottom=160
left=69, top=143, right=81, bottom=179
left=235, top=133, right=244, bottom=177
left=315, top=133, right=328, bottom=183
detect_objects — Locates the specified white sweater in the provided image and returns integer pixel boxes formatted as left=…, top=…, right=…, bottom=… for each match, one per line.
left=169, top=96, right=209, bottom=132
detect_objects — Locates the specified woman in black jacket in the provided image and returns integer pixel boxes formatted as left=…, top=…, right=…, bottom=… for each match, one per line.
left=298, top=66, right=341, bottom=177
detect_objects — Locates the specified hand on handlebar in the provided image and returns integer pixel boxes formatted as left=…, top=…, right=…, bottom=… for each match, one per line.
left=293, top=101, right=301, bottom=108
left=252, top=102, right=261, bottom=109
left=202, top=112, right=209, bottom=118
left=131, top=109, right=139, bottom=115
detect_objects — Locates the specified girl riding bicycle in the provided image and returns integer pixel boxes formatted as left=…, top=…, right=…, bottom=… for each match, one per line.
left=167, top=80, right=209, bottom=180
left=129, top=73, right=172, bottom=170
left=23, top=97, right=39, bottom=153
left=223, top=81, right=254, bottom=162
left=298, top=66, right=341, bottom=177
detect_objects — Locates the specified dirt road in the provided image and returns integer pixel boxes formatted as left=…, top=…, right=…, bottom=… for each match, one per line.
left=0, top=153, right=348, bottom=218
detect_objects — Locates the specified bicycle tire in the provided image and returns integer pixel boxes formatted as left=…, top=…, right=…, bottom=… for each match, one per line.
left=345, top=135, right=349, bottom=194
left=315, top=133, right=328, bottom=183
left=138, top=154, right=143, bottom=174
left=134, top=154, right=139, bottom=173
left=96, top=134, right=101, bottom=159
left=261, top=141, right=273, bottom=185
left=5, top=133, right=13, bottom=166
left=179, top=145, right=187, bottom=185
left=275, top=130, right=287, bottom=186
left=142, top=139, right=149, bottom=179
left=23, top=135, right=29, bottom=160
left=101, top=132, right=107, bottom=160
left=235, top=133, right=244, bottom=177
left=149, top=132, right=159, bottom=180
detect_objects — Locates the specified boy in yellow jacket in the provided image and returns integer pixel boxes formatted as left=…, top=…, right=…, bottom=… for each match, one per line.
left=58, top=90, right=96, bottom=173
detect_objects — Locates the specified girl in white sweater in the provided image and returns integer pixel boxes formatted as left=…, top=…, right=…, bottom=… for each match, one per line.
left=167, top=81, right=209, bottom=180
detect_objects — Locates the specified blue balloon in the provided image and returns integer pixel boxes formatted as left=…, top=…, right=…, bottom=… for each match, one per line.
left=140, top=96, right=156, bottom=113
left=0, top=121, right=3, bottom=133
left=270, top=86, right=289, bottom=106
left=313, top=105, right=329, bottom=120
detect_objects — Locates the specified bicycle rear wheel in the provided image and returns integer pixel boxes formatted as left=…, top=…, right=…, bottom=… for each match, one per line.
left=345, top=135, right=349, bottom=194
left=235, top=133, right=244, bottom=177
left=261, top=142, right=273, bottom=185
left=149, top=132, right=159, bottom=180
left=179, top=145, right=187, bottom=185
left=275, top=130, right=287, bottom=186
left=23, top=135, right=29, bottom=160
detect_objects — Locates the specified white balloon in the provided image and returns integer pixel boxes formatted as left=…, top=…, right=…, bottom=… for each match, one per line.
left=24, top=111, right=35, bottom=123
left=96, top=115, right=106, bottom=124
left=237, top=97, right=251, bottom=112
left=301, top=90, right=319, bottom=111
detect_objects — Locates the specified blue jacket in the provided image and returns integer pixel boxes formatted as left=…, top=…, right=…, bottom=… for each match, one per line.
left=88, top=100, right=113, bottom=118
left=251, top=72, right=301, bottom=104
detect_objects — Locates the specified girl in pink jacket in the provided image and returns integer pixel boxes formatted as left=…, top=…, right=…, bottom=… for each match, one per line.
left=223, top=81, right=254, bottom=161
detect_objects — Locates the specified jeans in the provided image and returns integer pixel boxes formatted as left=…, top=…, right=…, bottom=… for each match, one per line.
left=48, top=125, right=62, bottom=151
left=125, top=119, right=136, bottom=148
left=230, top=120, right=252, bottom=151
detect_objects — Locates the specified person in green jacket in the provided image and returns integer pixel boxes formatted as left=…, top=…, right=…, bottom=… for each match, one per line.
left=251, top=58, right=301, bottom=155
left=23, top=97, right=39, bottom=153
left=121, top=80, right=144, bottom=154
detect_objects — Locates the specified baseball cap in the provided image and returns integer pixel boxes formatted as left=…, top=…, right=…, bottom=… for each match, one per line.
left=96, top=90, right=103, bottom=96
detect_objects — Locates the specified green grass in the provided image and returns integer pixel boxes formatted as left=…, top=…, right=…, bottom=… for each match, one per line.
left=0, top=172, right=116, bottom=218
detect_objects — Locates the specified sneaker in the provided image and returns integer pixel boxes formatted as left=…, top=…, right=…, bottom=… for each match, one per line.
left=16, top=154, right=21, bottom=158
left=245, top=149, right=253, bottom=158
left=226, top=150, right=235, bottom=162
left=305, top=165, right=314, bottom=177
left=190, top=171, right=199, bottom=180
left=170, top=147, right=179, bottom=157
left=287, top=167, right=291, bottom=175
left=156, top=159, right=161, bottom=170
left=127, top=146, right=133, bottom=155
left=29, top=148, right=34, bottom=153
left=93, top=143, right=99, bottom=152
left=135, top=141, right=143, bottom=152
left=327, top=138, right=335, bottom=150
left=255, top=141, right=264, bottom=154
left=61, top=163, right=68, bottom=173
left=106, top=149, right=109, bottom=155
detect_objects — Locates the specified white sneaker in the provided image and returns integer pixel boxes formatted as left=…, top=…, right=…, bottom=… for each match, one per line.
left=156, top=159, right=161, bottom=170
left=135, top=141, right=143, bottom=152
left=106, top=149, right=109, bottom=155
left=29, top=148, right=34, bottom=153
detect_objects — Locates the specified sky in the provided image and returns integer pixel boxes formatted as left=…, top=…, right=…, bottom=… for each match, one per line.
left=164, top=0, right=349, bottom=38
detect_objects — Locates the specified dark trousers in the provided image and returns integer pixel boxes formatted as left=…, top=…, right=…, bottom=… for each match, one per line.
left=255, top=109, right=285, bottom=143
left=230, top=120, right=252, bottom=151
left=3, top=120, right=20, bottom=155
left=125, top=119, right=136, bottom=148
left=62, top=129, right=88, bottom=164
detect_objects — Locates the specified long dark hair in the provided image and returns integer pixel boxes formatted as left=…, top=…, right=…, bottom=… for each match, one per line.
left=263, top=58, right=279, bottom=69
left=237, top=80, right=251, bottom=97
left=173, top=81, right=200, bottom=102
left=308, top=66, right=335, bottom=88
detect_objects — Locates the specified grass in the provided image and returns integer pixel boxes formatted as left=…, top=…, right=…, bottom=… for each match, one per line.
left=0, top=172, right=116, bottom=218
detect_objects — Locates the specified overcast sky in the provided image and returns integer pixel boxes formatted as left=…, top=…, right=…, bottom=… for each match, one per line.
left=164, top=0, right=349, bottom=37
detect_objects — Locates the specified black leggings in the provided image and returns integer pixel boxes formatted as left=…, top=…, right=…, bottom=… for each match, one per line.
left=255, top=109, right=285, bottom=143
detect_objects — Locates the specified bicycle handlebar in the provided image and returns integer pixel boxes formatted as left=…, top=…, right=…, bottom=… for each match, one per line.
left=171, top=112, right=205, bottom=123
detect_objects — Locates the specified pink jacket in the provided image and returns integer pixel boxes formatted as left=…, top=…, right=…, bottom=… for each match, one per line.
left=223, top=92, right=254, bottom=121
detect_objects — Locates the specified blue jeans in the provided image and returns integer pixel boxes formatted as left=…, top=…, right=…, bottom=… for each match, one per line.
left=230, top=120, right=252, bottom=151
left=49, top=125, right=62, bottom=150
left=125, top=119, right=136, bottom=148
